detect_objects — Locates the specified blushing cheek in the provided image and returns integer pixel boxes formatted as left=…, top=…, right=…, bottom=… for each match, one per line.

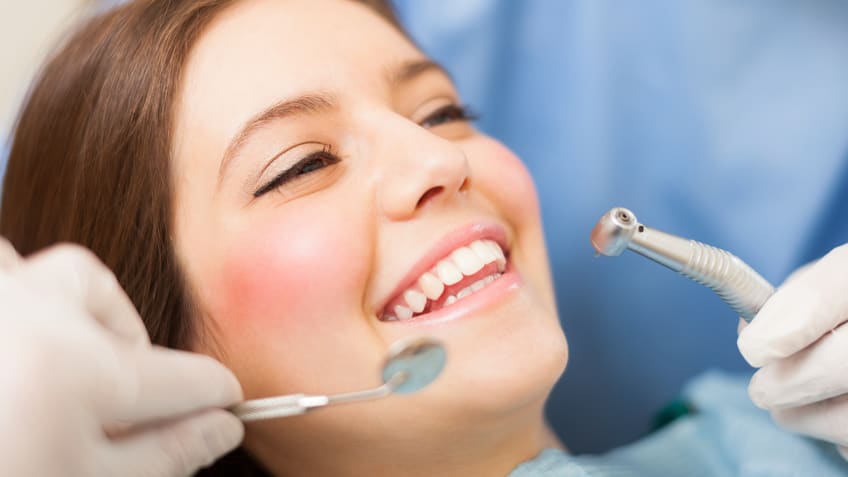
left=470, top=138, right=556, bottom=304
left=209, top=212, right=367, bottom=345
left=473, top=139, right=541, bottom=223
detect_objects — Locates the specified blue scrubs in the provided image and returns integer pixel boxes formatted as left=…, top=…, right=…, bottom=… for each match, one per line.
left=394, top=0, right=848, bottom=452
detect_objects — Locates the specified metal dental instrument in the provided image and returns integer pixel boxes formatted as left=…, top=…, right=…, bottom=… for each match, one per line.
left=230, top=336, right=446, bottom=422
left=590, top=207, right=774, bottom=323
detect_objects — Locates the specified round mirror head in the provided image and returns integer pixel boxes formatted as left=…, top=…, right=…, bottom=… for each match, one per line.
left=381, top=337, right=446, bottom=395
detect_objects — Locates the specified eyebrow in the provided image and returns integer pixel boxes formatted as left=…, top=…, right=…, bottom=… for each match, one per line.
left=217, top=59, right=452, bottom=184
left=218, top=93, right=339, bottom=182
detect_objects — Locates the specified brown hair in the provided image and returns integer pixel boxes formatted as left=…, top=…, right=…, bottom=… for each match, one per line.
left=0, top=0, right=402, bottom=474
left=1, top=0, right=402, bottom=346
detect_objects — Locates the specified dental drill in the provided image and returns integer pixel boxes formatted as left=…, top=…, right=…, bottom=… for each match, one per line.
left=590, top=207, right=774, bottom=323
left=230, top=336, right=446, bottom=421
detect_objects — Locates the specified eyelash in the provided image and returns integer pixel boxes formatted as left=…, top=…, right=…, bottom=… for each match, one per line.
left=253, top=144, right=340, bottom=198
left=253, top=103, right=477, bottom=198
left=420, top=103, right=478, bottom=128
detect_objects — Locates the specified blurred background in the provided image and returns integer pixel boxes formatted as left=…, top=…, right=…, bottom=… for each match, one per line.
left=0, top=0, right=114, bottom=192
left=393, top=0, right=848, bottom=453
left=4, top=0, right=848, bottom=454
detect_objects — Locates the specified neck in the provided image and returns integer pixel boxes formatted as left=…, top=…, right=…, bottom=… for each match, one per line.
left=247, top=399, right=562, bottom=477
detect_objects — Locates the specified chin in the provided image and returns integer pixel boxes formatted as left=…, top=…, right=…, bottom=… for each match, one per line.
left=424, top=296, right=568, bottom=421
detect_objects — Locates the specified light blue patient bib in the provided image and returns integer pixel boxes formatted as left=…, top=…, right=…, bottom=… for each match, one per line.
left=510, top=371, right=848, bottom=476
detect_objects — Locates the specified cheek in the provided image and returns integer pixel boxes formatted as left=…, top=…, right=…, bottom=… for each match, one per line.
left=209, top=207, right=369, bottom=349
left=471, top=138, right=542, bottom=222
left=469, top=137, right=557, bottom=303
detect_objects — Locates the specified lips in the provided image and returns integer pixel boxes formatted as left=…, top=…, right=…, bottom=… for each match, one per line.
left=378, top=224, right=510, bottom=322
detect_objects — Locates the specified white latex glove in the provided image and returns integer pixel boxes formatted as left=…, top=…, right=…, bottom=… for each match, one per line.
left=738, top=243, right=848, bottom=460
left=0, top=238, right=245, bottom=476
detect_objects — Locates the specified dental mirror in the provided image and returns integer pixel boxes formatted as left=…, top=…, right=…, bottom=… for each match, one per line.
left=231, top=336, right=446, bottom=421
left=381, top=336, right=447, bottom=394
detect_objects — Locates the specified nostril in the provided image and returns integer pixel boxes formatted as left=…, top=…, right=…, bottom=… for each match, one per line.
left=416, top=186, right=444, bottom=209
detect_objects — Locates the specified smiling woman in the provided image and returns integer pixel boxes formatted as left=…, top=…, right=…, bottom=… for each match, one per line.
left=168, top=1, right=567, bottom=475
left=0, top=0, right=567, bottom=475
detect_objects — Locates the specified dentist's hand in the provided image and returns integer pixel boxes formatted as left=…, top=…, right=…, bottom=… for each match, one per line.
left=738, top=243, right=848, bottom=460
left=0, top=238, right=244, bottom=476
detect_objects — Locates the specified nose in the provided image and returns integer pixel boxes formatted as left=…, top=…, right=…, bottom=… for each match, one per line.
left=377, top=122, right=471, bottom=220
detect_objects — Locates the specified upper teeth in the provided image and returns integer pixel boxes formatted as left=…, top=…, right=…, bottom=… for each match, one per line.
left=386, top=239, right=506, bottom=321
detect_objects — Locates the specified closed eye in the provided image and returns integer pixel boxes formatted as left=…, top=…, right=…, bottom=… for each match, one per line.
left=420, top=104, right=478, bottom=128
left=253, top=146, right=340, bottom=197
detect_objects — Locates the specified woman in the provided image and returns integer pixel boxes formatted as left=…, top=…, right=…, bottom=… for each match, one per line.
left=2, top=0, right=847, bottom=475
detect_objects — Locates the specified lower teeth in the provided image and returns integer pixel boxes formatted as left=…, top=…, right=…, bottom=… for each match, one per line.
left=440, top=272, right=503, bottom=309
left=383, top=272, right=503, bottom=321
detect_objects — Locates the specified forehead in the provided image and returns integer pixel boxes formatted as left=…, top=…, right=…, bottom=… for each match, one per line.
left=176, top=0, right=421, bottom=146
left=189, top=0, right=417, bottom=87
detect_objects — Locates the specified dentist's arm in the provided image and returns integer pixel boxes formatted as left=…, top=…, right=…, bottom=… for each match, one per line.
left=0, top=238, right=244, bottom=476
left=738, top=243, right=848, bottom=460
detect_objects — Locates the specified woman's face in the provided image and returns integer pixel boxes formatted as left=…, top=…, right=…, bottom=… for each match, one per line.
left=172, top=0, right=567, bottom=458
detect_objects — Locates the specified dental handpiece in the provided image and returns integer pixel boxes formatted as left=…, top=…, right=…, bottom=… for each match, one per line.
left=590, top=207, right=775, bottom=323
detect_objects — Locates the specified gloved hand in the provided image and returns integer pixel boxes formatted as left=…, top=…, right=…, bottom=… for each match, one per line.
left=738, top=243, right=848, bottom=460
left=0, top=238, right=245, bottom=476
